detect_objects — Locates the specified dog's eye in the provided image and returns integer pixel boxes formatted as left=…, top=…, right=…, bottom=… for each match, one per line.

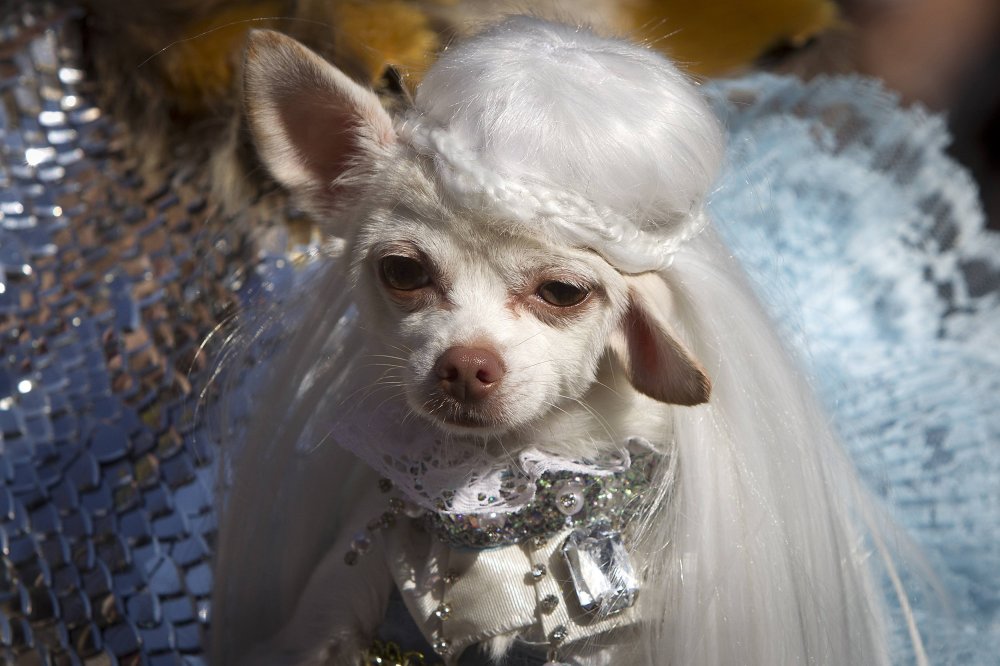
left=537, top=281, right=589, bottom=307
left=380, top=256, right=430, bottom=290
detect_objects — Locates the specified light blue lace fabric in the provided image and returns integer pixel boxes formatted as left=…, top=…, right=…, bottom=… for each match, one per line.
left=706, top=74, right=1000, bottom=664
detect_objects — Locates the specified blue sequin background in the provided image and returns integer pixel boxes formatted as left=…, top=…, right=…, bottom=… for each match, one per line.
left=0, top=8, right=293, bottom=664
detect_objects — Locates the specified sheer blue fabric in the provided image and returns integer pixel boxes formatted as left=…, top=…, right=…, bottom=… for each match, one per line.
left=707, top=74, right=1000, bottom=664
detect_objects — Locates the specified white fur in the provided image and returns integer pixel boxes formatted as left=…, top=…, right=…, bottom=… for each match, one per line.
left=212, top=18, right=923, bottom=666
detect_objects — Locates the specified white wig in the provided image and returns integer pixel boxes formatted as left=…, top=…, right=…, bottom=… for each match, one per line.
left=399, top=16, right=724, bottom=272
left=214, top=16, right=924, bottom=666
left=637, top=230, right=902, bottom=663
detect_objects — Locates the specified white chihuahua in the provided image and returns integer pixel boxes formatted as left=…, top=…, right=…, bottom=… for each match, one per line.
left=212, top=17, right=912, bottom=666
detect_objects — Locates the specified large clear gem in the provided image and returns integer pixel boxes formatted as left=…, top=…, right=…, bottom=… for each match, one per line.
left=561, top=522, right=638, bottom=617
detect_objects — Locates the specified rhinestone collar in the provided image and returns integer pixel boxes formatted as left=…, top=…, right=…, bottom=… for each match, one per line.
left=345, top=443, right=658, bottom=662
left=420, top=447, right=657, bottom=550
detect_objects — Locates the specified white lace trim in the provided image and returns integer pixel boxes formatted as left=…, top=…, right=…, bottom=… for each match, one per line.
left=327, top=401, right=642, bottom=514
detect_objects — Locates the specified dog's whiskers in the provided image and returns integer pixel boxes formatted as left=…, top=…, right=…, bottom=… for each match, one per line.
left=353, top=385, right=403, bottom=411
left=382, top=341, right=415, bottom=356
left=347, top=366, right=409, bottom=408
left=518, top=357, right=575, bottom=372
left=509, top=330, right=544, bottom=349
left=564, top=394, right=617, bottom=444
left=366, top=353, right=410, bottom=363
left=364, top=363, right=408, bottom=371
left=301, top=424, right=340, bottom=455
left=342, top=366, right=405, bottom=406
left=370, top=389, right=409, bottom=416
left=588, top=377, right=624, bottom=399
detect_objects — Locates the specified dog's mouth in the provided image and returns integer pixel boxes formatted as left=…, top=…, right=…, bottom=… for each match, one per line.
left=408, top=389, right=517, bottom=434
left=423, top=401, right=505, bottom=431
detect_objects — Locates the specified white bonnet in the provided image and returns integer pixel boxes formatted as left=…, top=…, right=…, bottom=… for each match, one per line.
left=397, top=16, right=724, bottom=272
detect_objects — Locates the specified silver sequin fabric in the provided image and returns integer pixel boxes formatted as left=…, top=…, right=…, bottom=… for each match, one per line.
left=0, top=6, right=293, bottom=663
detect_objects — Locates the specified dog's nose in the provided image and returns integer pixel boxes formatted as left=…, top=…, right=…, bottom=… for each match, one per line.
left=434, top=345, right=505, bottom=403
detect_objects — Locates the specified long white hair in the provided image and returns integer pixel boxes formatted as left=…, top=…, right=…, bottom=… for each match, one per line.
left=633, top=229, right=903, bottom=664
left=212, top=16, right=924, bottom=665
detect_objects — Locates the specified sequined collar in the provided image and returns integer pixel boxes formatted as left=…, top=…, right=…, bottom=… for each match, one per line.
left=419, top=448, right=657, bottom=550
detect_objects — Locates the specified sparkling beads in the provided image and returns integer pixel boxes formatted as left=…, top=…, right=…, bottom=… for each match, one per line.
left=433, top=563, right=459, bottom=658
left=343, top=483, right=413, bottom=567
left=433, top=603, right=452, bottom=620
left=346, top=516, right=392, bottom=564
left=432, top=638, right=452, bottom=656
left=425, top=447, right=657, bottom=550
left=539, top=594, right=559, bottom=613
left=529, top=563, right=547, bottom=581
left=543, top=628, right=571, bottom=666
left=554, top=480, right=586, bottom=517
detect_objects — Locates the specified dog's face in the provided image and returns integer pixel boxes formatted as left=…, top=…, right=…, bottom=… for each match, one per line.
left=243, top=30, right=711, bottom=441
left=348, top=174, right=632, bottom=436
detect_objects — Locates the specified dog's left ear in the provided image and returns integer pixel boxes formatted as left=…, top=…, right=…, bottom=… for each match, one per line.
left=243, top=30, right=396, bottom=213
left=610, top=273, right=711, bottom=406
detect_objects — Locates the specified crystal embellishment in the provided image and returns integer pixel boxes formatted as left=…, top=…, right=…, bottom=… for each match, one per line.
left=561, top=521, right=638, bottom=617
left=433, top=638, right=452, bottom=655
left=554, top=480, right=585, bottom=516
left=425, top=446, right=657, bottom=550
left=434, top=602, right=452, bottom=620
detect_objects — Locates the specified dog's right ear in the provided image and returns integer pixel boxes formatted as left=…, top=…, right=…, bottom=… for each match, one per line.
left=243, top=30, right=395, bottom=213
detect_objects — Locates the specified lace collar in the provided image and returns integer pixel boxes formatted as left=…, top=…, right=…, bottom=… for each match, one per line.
left=420, top=441, right=657, bottom=549
left=329, top=399, right=660, bottom=517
